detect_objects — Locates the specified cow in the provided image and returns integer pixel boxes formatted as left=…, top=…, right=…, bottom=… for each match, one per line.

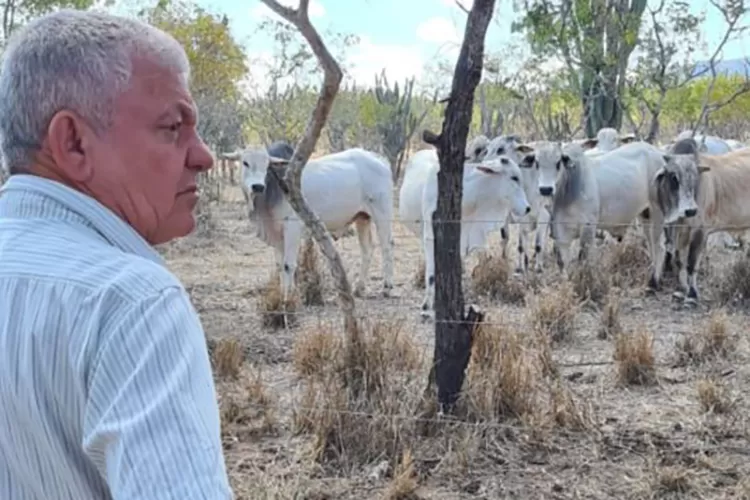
left=483, top=134, right=548, bottom=274
left=223, top=144, right=395, bottom=301
left=672, top=130, right=732, bottom=155
left=231, top=140, right=295, bottom=205
left=647, top=137, right=750, bottom=302
left=581, top=128, right=638, bottom=157
left=466, top=134, right=491, bottom=162
left=398, top=147, right=531, bottom=314
left=532, top=140, right=666, bottom=273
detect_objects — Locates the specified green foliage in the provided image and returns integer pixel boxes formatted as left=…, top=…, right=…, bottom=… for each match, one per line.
left=1, top=0, right=98, bottom=40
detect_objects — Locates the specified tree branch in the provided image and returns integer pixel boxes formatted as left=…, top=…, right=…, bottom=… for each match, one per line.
left=258, top=0, right=364, bottom=393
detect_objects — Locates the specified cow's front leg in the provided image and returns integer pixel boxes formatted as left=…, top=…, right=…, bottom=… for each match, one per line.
left=281, top=220, right=302, bottom=304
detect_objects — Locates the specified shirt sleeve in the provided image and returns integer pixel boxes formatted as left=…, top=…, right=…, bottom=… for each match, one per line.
left=81, top=285, right=233, bottom=500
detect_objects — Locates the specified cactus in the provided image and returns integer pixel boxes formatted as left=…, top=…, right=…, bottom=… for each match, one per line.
left=373, top=68, right=435, bottom=181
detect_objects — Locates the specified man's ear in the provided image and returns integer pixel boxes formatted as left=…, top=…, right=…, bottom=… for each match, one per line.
left=45, top=110, right=93, bottom=183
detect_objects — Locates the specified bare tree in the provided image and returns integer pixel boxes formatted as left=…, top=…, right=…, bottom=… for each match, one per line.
left=259, top=0, right=364, bottom=392
left=422, top=0, right=495, bottom=412
left=691, top=0, right=750, bottom=137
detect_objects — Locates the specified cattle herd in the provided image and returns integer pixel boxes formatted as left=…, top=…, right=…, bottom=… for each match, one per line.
left=220, top=127, right=750, bottom=316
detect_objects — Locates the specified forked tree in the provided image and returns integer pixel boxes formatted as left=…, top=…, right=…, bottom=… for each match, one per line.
left=259, top=0, right=365, bottom=394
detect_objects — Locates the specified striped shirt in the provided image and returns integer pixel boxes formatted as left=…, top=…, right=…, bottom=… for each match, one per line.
left=0, top=174, right=233, bottom=499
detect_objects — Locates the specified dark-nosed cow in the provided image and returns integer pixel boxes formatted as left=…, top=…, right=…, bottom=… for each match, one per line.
left=483, top=134, right=547, bottom=273
left=226, top=144, right=395, bottom=301
left=533, top=140, right=666, bottom=273
left=398, top=147, right=531, bottom=314
left=647, top=137, right=750, bottom=302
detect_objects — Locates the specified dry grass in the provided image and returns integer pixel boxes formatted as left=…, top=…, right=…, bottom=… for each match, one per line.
left=291, top=317, right=426, bottom=471
left=604, top=231, right=652, bottom=288
left=258, top=272, right=300, bottom=330
left=212, top=336, right=244, bottom=379
left=613, top=328, right=657, bottom=386
left=527, top=280, right=579, bottom=342
left=470, top=252, right=527, bottom=305
left=696, top=378, right=734, bottom=414
left=462, top=319, right=591, bottom=432
left=383, top=448, right=420, bottom=500
left=675, top=309, right=734, bottom=366
left=652, top=465, right=694, bottom=496
left=568, top=256, right=611, bottom=305
left=297, top=236, right=325, bottom=306
left=599, top=289, right=623, bottom=340
left=713, top=253, right=750, bottom=305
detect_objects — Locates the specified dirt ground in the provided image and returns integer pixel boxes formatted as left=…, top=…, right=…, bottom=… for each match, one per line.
left=160, top=178, right=750, bottom=500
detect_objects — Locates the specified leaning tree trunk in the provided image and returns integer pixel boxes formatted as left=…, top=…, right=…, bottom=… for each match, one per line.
left=259, top=0, right=365, bottom=395
left=422, top=0, right=495, bottom=412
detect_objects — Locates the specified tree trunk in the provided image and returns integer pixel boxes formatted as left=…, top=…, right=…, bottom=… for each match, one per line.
left=422, top=0, right=495, bottom=412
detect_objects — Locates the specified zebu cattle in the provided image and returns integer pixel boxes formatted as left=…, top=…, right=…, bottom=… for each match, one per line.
left=647, top=137, right=750, bottom=302
left=398, top=148, right=531, bottom=313
left=725, top=139, right=748, bottom=151
left=483, top=135, right=549, bottom=273
left=466, top=135, right=490, bottom=161
left=673, top=130, right=732, bottom=155
left=229, top=140, right=294, bottom=205
left=534, top=140, right=666, bottom=272
left=226, top=144, right=395, bottom=301
left=581, top=127, right=638, bottom=157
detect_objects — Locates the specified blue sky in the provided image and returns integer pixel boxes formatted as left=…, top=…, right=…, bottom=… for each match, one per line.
left=155, top=0, right=749, bottom=88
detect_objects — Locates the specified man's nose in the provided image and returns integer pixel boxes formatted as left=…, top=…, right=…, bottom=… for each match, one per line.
left=188, top=136, right=214, bottom=172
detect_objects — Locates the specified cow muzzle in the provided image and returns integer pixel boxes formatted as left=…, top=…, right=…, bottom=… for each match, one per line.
left=684, top=208, right=697, bottom=218
left=251, top=184, right=265, bottom=194
left=539, top=186, right=554, bottom=197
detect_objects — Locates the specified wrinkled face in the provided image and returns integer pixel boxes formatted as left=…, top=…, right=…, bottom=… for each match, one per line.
left=655, top=154, right=710, bottom=224
left=81, top=57, right=214, bottom=245
left=475, top=156, right=531, bottom=217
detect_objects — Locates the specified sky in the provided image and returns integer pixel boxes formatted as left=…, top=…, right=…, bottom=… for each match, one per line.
left=144, top=0, right=750, bottom=90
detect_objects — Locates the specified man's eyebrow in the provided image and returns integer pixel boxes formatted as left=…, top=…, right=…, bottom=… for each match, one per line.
left=157, top=102, right=197, bottom=122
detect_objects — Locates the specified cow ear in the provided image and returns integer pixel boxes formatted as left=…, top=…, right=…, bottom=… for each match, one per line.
left=662, top=154, right=672, bottom=164
left=620, top=134, right=636, bottom=144
left=561, top=154, right=572, bottom=167
left=521, top=153, right=536, bottom=168
left=654, top=167, right=666, bottom=182
left=581, top=138, right=598, bottom=150
left=221, top=151, right=241, bottom=161
left=698, top=165, right=711, bottom=174
left=516, top=143, right=534, bottom=154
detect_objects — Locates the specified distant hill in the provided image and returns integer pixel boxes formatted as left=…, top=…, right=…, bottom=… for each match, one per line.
left=690, top=58, right=749, bottom=77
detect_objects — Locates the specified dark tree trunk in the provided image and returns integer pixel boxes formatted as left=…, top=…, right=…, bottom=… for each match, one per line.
left=422, top=0, right=495, bottom=412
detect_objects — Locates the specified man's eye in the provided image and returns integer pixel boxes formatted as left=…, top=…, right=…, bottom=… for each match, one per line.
left=164, top=122, right=182, bottom=133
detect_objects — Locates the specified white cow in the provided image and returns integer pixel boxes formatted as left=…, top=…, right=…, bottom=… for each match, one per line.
left=673, top=130, right=732, bottom=155
left=483, top=134, right=548, bottom=273
left=535, top=140, right=666, bottom=272
left=581, top=128, right=638, bottom=157
left=223, top=143, right=395, bottom=301
left=398, top=147, right=531, bottom=313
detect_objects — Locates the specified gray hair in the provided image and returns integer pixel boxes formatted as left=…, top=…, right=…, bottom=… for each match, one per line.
left=0, top=9, right=191, bottom=174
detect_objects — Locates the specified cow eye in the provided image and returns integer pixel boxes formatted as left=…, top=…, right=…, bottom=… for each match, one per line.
left=497, top=147, right=504, bottom=155
left=243, top=161, right=249, bottom=168
left=511, top=175, right=520, bottom=183
left=669, top=173, right=679, bottom=190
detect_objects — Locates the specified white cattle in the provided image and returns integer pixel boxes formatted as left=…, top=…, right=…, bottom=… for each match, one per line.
left=535, top=140, right=666, bottom=272
left=466, top=134, right=491, bottom=161
left=647, top=137, right=750, bottom=302
left=484, top=134, right=549, bottom=273
left=223, top=143, right=395, bottom=301
left=582, top=128, right=638, bottom=157
left=673, top=130, right=732, bottom=155
left=725, top=138, right=748, bottom=151
left=398, top=147, right=531, bottom=313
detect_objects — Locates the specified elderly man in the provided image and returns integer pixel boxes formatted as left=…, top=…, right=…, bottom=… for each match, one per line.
left=0, top=9, right=233, bottom=500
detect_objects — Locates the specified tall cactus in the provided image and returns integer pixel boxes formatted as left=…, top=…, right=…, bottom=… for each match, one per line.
left=373, top=68, right=435, bottom=181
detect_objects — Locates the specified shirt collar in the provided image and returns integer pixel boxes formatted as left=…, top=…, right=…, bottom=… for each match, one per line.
left=0, top=174, right=166, bottom=266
